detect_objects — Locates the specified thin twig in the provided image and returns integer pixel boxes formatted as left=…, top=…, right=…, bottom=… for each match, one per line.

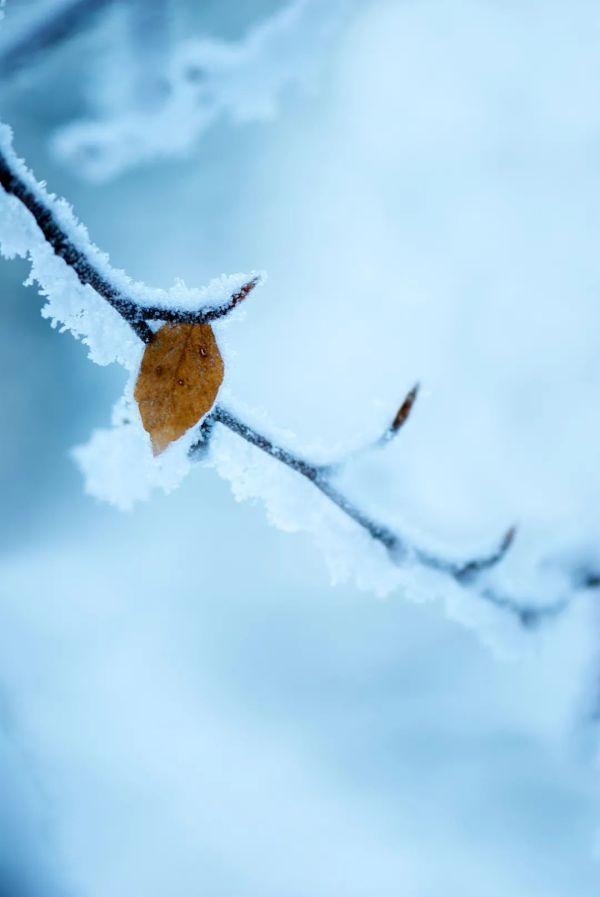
left=206, top=405, right=514, bottom=579
left=202, top=408, right=596, bottom=625
left=141, top=278, right=261, bottom=325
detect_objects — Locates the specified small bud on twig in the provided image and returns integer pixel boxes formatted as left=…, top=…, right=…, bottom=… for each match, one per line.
left=379, top=383, right=420, bottom=446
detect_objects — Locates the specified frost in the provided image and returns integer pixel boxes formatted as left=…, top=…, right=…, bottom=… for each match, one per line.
left=209, top=416, right=404, bottom=595
left=0, top=124, right=257, bottom=364
left=73, top=420, right=196, bottom=511
left=0, top=122, right=257, bottom=503
left=203, top=398, right=542, bottom=654
left=51, top=0, right=352, bottom=182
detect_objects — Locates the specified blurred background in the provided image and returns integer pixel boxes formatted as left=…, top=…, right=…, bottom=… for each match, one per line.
left=2, top=1, right=600, bottom=894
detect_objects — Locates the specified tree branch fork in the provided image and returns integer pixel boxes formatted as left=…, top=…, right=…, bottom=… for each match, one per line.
left=0, top=144, right=595, bottom=625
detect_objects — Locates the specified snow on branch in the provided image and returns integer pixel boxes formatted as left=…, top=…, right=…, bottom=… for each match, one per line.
left=49, top=0, right=352, bottom=182
left=0, top=123, right=259, bottom=361
left=1, top=124, right=598, bottom=632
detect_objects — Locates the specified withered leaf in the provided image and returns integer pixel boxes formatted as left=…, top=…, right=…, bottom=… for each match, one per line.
left=134, top=322, right=224, bottom=456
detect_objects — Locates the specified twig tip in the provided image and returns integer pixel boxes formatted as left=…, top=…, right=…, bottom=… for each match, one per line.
left=391, top=381, right=420, bottom=433
left=502, top=524, right=518, bottom=552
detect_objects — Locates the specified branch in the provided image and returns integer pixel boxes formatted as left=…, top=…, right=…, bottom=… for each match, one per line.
left=1, top=137, right=595, bottom=626
left=0, top=0, right=114, bottom=79
left=197, top=409, right=599, bottom=626
left=202, top=406, right=515, bottom=585
left=0, top=148, right=258, bottom=343
left=140, top=278, right=261, bottom=325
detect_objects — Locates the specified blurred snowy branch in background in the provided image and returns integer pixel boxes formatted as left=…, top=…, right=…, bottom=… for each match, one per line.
left=46, top=0, right=352, bottom=182
left=0, top=0, right=113, bottom=78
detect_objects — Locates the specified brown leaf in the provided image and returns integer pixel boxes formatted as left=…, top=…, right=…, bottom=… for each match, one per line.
left=134, top=322, right=224, bottom=456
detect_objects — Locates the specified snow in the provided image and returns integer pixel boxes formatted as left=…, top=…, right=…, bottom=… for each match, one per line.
left=2, top=1, right=600, bottom=892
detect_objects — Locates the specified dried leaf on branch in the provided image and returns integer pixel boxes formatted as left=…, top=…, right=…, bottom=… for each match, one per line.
left=134, top=322, right=224, bottom=455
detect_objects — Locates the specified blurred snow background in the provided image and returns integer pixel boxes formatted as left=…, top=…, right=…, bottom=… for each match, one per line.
left=2, top=0, right=600, bottom=894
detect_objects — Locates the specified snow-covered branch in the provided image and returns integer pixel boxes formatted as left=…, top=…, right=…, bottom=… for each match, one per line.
left=0, top=148, right=260, bottom=343
left=1, top=124, right=596, bottom=626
